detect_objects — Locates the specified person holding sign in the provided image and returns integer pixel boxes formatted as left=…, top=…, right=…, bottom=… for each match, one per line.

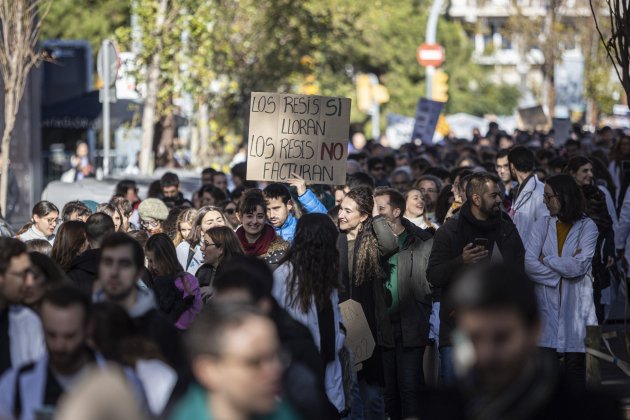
left=236, top=190, right=289, bottom=269
left=272, top=213, right=346, bottom=414
left=337, top=186, right=398, bottom=420
left=262, top=174, right=327, bottom=243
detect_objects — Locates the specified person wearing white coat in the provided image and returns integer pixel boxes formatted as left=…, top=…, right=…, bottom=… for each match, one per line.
left=525, top=174, right=598, bottom=387
left=508, top=147, right=548, bottom=247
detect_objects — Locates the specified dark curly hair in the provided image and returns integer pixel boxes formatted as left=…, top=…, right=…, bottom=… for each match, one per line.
left=345, top=187, right=386, bottom=287
left=282, top=213, right=341, bottom=312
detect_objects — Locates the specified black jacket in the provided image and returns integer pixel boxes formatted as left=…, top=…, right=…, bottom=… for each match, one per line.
left=392, top=218, right=434, bottom=347
left=427, top=202, right=524, bottom=347
left=420, top=354, right=623, bottom=420
left=67, top=249, right=101, bottom=296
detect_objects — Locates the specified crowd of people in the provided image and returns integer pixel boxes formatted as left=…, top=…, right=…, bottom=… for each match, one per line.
left=0, top=124, right=628, bottom=419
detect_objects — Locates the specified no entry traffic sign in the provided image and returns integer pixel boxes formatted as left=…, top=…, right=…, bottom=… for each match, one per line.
left=417, top=43, right=445, bottom=67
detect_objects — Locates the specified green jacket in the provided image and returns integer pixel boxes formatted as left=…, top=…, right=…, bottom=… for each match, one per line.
left=170, top=384, right=301, bottom=420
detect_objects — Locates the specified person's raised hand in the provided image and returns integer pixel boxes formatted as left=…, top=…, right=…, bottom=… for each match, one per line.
left=287, top=172, right=307, bottom=196
left=462, top=243, right=488, bottom=264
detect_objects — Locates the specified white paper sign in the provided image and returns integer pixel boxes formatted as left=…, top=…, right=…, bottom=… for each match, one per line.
left=247, top=92, right=351, bottom=185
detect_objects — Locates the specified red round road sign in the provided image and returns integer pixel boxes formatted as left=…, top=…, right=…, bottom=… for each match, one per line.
left=417, top=43, right=445, bottom=67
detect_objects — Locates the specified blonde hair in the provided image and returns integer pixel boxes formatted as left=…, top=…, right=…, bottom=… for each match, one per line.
left=173, top=208, right=197, bottom=247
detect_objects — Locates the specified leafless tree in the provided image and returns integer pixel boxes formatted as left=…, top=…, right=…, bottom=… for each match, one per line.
left=0, top=0, right=51, bottom=216
left=590, top=0, right=630, bottom=107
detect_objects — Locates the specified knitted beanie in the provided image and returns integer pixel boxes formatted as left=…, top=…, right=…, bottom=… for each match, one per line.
left=137, top=198, right=169, bottom=221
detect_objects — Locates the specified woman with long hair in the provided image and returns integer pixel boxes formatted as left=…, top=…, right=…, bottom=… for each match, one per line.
left=145, top=233, right=202, bottom=330
left=565, top=156, right=618, bottom=237
left=235, top=190, right=288, bottom=267
left=18, top=201, right=59, bottom=244
left=195, top=226, right=244, bottom=303
left=25, top=252, right=68, bottom=311
left=582, top=184, right=615, bottom=323
left=51, top=220, right=89, bottom=272
left=173, top=208, right=197, bottom=247
left=337, top=186, right=398, bottom=418
left=273, top=213, right=345, bottom=413
left=525, top=174, right=598, bottom=387
left=175, top=206, right=226, bottom=274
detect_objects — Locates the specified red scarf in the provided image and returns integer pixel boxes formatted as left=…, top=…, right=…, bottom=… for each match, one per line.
left=236, top=224, right=276, bottom=256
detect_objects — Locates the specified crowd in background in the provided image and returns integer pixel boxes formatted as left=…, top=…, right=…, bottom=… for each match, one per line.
left=0, top=122, right=628, bottom=419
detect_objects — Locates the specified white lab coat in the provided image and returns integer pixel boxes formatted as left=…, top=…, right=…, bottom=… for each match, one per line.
left=598, top=184, right=618, bottom=230
left=511, top=175, right=548, bottom=247
left=0, top=353, right=147, bottom=420
left=272, top=262, right=346, bottom=412
left=525, top=216, right=598, bottom=353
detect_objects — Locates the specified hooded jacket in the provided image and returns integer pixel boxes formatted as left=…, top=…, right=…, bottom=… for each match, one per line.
left=94, top=287, right=184, bottom=369
left=427, top=202, right=525, bottom=347
left=67, top=249, right=101, bottom=296
left=392, top=218, right=434, bottom=347
left=275, top=189, right=328, bottom=242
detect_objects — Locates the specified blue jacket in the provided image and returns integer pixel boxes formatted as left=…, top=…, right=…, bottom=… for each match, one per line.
left=275, top=189, right=327, bottom=242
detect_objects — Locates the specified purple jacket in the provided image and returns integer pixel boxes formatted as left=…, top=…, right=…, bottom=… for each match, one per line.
left=174, top=273, right=203, bottom=330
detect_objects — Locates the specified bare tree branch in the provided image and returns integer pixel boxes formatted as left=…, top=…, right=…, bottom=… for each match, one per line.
left=0, top=0, right=51, bottom=215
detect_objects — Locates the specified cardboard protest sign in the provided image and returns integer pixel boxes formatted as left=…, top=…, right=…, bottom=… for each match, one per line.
left=247, top=92, right=351, bottom=185
left=411, top=98, right=444, bottom=145
left=518, top=105, right=549, bottom=130
left=339, top=299, right=375, bottom=370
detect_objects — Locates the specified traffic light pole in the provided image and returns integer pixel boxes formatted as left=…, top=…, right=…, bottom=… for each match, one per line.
left=425, top=0, right=443, bottom=99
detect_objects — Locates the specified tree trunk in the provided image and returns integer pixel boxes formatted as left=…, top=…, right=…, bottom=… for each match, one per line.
left=158, top=110, right=176, bottom=168
left=0, top=92, right=17, bottom=218
left=543, top=6, right=557, bottom=119
left=139, top=0, right=168, bottom=175
left=199, top=101, right=210, bottom=165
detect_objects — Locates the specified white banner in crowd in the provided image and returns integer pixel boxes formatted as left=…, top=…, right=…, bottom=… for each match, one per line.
left=246, top=92, right=351, bottom=185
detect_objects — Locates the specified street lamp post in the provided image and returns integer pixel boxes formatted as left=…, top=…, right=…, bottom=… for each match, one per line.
left=425, top=0, right=444, bottom=99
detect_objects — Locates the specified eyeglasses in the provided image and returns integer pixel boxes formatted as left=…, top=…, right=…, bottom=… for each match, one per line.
left=224, top=208, right=236, bottom=214
left=140, top=219, right=160, bottom=228
left=202, top=240, right=219, bottom=249
left=419, top=188, right=437, bottom=194
left=543, top=193, right=558, bottom=202
left=43, top=217, right=60, bottom=225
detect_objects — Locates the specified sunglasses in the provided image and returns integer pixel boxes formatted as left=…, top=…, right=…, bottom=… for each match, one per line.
left=224, top=208, right=236, bottom=214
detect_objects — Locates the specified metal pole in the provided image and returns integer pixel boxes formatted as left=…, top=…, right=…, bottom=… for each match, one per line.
left=102, top=40, right=110, bottom=177
left=368, top=73, right=380, bottom=140
left=425, top=0, right=444, bottom=99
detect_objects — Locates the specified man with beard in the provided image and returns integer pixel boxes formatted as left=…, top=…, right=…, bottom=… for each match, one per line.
left=427, top=173, right=524, bottom=384
left=93, top=233, right=184, bottom=369
left=0, top=286, right=146, bottom=419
